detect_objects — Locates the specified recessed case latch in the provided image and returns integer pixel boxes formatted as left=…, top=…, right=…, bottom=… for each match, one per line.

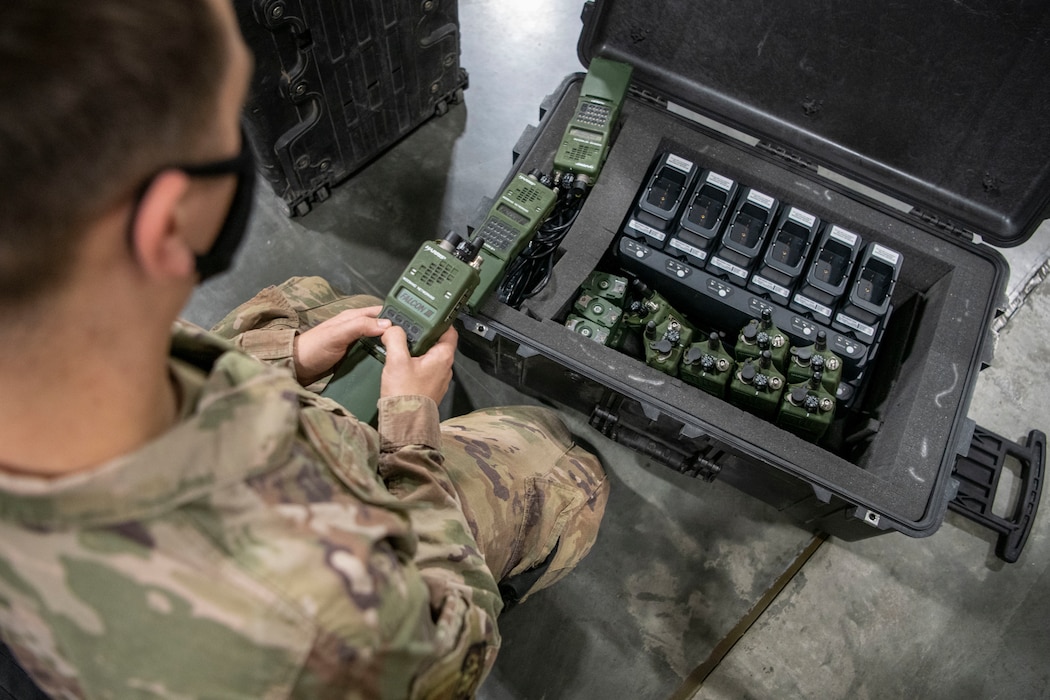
left=590, top=397, right=722, bottom=481
left=948, top=426, right=1045, bottom=563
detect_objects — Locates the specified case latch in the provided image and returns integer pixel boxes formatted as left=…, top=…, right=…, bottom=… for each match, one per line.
left=948, top=426, right=1045, bottom=563
left=590, top=397, right=722, bottom=481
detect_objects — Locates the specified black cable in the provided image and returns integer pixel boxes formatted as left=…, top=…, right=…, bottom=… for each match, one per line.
left=498, top=192, right=586, bottom=307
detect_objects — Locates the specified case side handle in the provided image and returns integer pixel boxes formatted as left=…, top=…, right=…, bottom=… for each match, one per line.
left=947, top=425, right=1045, bottom=563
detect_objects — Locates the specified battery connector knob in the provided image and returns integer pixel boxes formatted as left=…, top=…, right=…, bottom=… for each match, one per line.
left=760, top=308, right=774, bottom=330
left=808, top=371, right=824, bottom=390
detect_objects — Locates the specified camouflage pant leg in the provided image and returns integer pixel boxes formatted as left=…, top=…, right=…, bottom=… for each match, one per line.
left=439, top=406, right=609, bottom=603
left=209, top=276, right=381, bottom=386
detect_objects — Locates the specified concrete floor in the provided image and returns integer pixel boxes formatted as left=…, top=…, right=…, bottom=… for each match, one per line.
left=184, top=1, right=1050, bottom=698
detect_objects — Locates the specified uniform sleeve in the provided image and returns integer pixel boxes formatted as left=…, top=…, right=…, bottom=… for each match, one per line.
left=374, top=394, right=504, bottom=694
left=208, top=276, right=381, bottom=382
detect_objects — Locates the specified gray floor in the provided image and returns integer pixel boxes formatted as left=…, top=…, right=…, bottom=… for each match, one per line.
left=185, top=2, right=1050, bottom=698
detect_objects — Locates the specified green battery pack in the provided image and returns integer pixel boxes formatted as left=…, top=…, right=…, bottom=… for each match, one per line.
left=786, top=330, right=843, bottom=394
left=566, top=314, right=619, bottom=346
left=728, top=350, right=786, bottom=419
left=642, top=314, right=694, bottom=376
left=735, top=309, right=790, bottom=371
left=681, top=332, right=735, bottom=398
left=581, top=271, right=629, bottom=302
left=777, top=372, right=836, bottom=441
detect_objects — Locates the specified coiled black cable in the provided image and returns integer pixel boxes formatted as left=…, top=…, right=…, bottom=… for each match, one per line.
left=497, top=191, right=586, bottom=307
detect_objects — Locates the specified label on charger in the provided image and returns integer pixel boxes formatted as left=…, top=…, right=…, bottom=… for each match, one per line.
left=752, top=275, right=790, bottom=298
left=788, top=208, right=816, bottom=227
left=829, top=225, right=858, bottom=247
left=793, top=293, right=833, bottom=317
left=872, top=243, right=901, bottom=265
left=706, top=171, right=734, bottom=190
left=666, top=154, right=695, bottom=173
left=836, top=312, right=876, bottom=338
left=711, top=256, right=748, bottom=279
left=747, top=189, right=775, bottom=209
left=629, top=219, right=666, bottom=241
left=670, top=238, right=707, bottom=260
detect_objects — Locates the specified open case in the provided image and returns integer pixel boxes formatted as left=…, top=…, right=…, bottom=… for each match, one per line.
left=458, top=0, right=1048, bottom=562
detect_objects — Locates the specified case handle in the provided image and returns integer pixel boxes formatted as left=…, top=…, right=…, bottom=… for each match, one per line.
left=948, top=426, right=1045, bottom=563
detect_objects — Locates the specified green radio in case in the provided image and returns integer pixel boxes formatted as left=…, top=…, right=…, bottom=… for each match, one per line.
left=468, top=172, right=558, bottom=309
left=553, top=56, right=633, bottom=181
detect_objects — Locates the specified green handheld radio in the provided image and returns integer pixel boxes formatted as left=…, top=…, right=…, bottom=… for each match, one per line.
left=467, top=171, right=558, bottom=310
left=553, top=57, right=633, bottom=181
left=321, top=231, right=484, bottom=421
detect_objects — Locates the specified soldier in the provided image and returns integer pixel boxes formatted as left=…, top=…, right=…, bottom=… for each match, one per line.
left=0, top=1, right=608, bottom=697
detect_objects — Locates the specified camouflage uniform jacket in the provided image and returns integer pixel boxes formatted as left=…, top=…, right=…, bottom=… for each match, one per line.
left=0, top=324, right=502, bottom=699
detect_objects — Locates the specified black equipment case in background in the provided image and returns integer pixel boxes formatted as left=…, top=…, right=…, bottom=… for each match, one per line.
left=234, top=0, right=468, bottom=216
left=459, top=0, right=1049, bottom=562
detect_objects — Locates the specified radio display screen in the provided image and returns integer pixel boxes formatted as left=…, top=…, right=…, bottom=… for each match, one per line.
left=396, top=287, right=436, bottom=320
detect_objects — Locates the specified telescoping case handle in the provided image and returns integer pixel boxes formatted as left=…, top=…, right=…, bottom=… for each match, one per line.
left=948, top=426, right=1045, bottom=563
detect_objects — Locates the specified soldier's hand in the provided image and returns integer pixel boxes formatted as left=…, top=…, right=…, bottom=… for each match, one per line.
left=294, top=306, right=390, bottom=385
left=380, top=324, right=457, bottom=405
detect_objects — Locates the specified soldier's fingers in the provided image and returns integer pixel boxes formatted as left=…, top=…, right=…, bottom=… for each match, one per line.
left=336, top=305, right=383, bottom=320
left=423, top=327, right=458, bottom=366
left=340, top=314, right=390, bottom=344
left=381, top=325, right=411, bottom=365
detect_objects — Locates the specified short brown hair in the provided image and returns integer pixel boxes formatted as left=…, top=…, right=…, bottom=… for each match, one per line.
left=0, top=0, right=228, bottom=302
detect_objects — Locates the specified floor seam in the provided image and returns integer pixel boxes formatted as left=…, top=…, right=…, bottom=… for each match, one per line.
left=667, top=531, right=829, bottom=700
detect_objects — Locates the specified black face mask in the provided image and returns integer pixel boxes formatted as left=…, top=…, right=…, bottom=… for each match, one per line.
left=180, top=128, right=257, bottom=281
left=128, top=126, right=257, bottom=282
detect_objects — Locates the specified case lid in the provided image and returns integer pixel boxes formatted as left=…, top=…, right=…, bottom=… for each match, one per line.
left=579, top=0, right=1050, bottom=247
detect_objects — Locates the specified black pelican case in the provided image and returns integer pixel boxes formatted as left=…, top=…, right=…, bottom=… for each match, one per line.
left=458, top=0, right=1049, bottom=562
left=234, top=0, right=468, bottom=216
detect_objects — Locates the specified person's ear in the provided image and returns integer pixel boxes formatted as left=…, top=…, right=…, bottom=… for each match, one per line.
left=129, top=170, right=195, bottom=280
